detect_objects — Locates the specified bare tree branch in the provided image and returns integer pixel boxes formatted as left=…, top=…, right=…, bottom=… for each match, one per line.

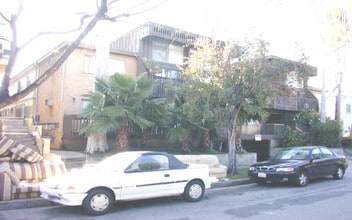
left=0, top=0, right=168, bottom=104
left=0, top=0, right=132, bottom=107
left=0, top=12, right=10, bottom=22
left=18, top=13, right=95, bottom=50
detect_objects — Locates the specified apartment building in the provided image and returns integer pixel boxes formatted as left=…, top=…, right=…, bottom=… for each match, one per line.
left=1, top=42, right=138, bottom=149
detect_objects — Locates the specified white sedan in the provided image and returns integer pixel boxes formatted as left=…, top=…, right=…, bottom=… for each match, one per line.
left=40, top=151, right=217, bottom=216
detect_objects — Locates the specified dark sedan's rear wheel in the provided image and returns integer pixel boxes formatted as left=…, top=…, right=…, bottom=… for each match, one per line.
left=333, top=166, right=344, bottom=180
left=82, top=188, right=114, bottom=216
left=295, top=172, right=309, bottom=187
left=183, top=180, right=205, bottom=202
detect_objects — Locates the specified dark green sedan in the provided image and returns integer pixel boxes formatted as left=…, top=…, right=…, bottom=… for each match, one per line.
left=248, top=146, right=348, bottom=187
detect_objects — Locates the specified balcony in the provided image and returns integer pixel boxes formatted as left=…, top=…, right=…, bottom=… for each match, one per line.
left=148, top=74, right=184, bottom=97
left=143, top=22, right=201, bottom=44
left=216, top=123, right=286, bottom=141
left=271, top=95, right=318, bottom=111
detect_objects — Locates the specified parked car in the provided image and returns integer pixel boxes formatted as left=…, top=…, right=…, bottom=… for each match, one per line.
left=40, top=151, right=217, bottom=216
left=248, top=146, right=348, bottom=187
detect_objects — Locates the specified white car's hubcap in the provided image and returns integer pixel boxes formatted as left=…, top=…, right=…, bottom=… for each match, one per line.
left=189, top=184, right=202, bottom=199
left=91, top=194, right=109, bottom=211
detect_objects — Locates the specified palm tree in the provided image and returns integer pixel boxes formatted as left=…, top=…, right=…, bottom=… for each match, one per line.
left=82, top=73, right=165, bottom=151
left=80, top=83, right=117, bottom=154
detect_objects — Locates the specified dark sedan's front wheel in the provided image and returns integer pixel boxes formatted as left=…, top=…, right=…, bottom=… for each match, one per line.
left=333, top=166, right=345, bottom=180
left=295, top=172, right=309, bottom=187
left=255, top=180, right=267, bottom=185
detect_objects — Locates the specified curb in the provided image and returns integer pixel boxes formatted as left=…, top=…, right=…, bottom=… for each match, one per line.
left=0, top=198, right=52, bottom=211
left=0, top=178, right=252, bottom=211
left=212, top=178, right=253, bottom=188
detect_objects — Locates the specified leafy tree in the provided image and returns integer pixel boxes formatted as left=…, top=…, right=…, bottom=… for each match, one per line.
left=166, top=95, right=193, bottom=152
left=327, top=6, right=352, bottom=48
left=292, top=110, right=321, bottom=128
left=178, top=80, right=219, bottom=151
left=183, top=39, right=296, bottom=175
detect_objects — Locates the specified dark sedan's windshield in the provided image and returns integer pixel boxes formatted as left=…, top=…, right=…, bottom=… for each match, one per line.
left=273, top=148, right=310, bottom=161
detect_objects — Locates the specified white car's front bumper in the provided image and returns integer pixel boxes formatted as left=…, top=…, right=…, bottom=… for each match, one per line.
left=40, top=185, right=88, bottom=206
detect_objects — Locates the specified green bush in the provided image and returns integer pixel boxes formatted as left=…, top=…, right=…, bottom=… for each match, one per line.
left=281, top=127, right=306, bottom=148
left=282, top=110, right=342, bottom=148
left=307, top=120, right=342, bottom=147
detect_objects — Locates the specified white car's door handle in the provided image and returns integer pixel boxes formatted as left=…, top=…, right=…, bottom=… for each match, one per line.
left=164, top=174, right=170, bottom=177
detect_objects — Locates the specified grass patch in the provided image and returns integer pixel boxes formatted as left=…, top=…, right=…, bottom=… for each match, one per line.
left=227, top=168, right=248, bottom=180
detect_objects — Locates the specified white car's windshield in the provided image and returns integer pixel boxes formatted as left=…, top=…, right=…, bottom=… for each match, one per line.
left=93, top=152, right=142, bottom=170
left=273, top=148, right=310, bottom=161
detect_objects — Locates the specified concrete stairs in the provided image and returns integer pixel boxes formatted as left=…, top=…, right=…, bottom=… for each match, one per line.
left=0, top=117, right=37, bottom=151
left=0, top=117, right=90, bottom=170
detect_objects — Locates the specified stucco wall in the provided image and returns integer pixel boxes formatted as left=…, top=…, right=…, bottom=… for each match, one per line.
left=216, top=153, right=257, bottom=168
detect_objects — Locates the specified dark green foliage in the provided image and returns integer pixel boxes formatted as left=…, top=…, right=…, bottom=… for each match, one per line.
left=307, top=120, right=342, bottom=147
left=281, top=127, right=306, bottom=148
left=282, top=110, right=342, bottom=148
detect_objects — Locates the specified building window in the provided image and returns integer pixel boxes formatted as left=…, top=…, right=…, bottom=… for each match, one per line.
left=347, top=104, right=351, bottom=114
left=155, top=68, right=180, bottom=79
left=84, top=55, right=126, bottom=76
left=152, top=42, right=168, bottom=62
left=84, top=55, right=97, bottom=74
left=108, top=59, right=126, bottom=75
left=81, top=99, right=91, bottom=112
left=168, top=44, right=183, bottom=65
left=152, top=42, right=184, bottom=65
left=16, top=81, right=21, bottom=93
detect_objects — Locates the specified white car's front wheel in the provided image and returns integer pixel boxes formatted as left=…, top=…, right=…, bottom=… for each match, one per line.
left=183, top=180, right=205, bottom=202
left=82, top=188, right=114, bottom=216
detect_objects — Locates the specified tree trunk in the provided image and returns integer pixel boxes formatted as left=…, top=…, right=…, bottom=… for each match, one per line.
left=227, top=127, right=238, bottom=175
left=227, top=107, right=242, bottom=175
left=85, top=133, right=109, bottom=154
left=0, top=14, right=19, bottom=102
left=199, top=130, right=210, bottom=151
left=117, top=123, right=128, bottom=150
left=181, top=137, right=190, bottom=152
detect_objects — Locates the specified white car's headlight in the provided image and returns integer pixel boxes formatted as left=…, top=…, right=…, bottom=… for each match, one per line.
left=276, top=167, right=294, bottom=172
left=60, top=185, right=76, bottom=190
left=50, top=183, right=76, bottom=190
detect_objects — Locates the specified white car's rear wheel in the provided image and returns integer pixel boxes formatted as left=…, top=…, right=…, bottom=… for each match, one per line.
left=183, top=180, right=205, bottom=202
left=82, top=188, right=114, bottom=216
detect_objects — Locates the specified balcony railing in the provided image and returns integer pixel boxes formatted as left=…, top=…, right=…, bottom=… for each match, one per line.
left=216, top=123, right=286, bottom=141
left=272, top=96, right=318, bottom=111
left=148, top=74, right=184, bottom=97
left=260, top=124, right=286, bottom=136
left=144, top=22, right=201, bottom=44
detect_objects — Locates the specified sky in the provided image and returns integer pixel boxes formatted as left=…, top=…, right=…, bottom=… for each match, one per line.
left=1, top=0, right=350, bottom=79
left=2, top=0, right=331, bottom=68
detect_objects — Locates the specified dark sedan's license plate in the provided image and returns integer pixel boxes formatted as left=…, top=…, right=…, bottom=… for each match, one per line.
left=258, top=172, right=266, bottom=178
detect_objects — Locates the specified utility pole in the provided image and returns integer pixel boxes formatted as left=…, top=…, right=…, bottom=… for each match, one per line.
left=335, top=71, right=343, bottom=122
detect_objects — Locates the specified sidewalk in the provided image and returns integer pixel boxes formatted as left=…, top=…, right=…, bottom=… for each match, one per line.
left=0, top=150, right=252, bottom=211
